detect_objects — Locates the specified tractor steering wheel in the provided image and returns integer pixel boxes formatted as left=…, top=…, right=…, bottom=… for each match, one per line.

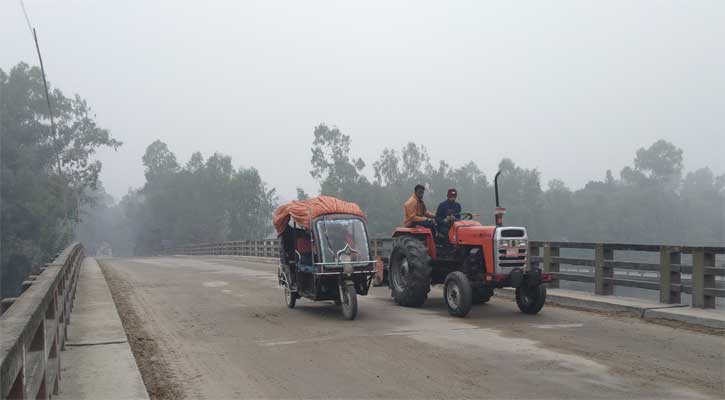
left=458, top=212, right=474, bottom=221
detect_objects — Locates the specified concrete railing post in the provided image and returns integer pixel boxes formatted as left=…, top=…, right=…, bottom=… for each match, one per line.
left=595, top=243, right=614, bottom=295
left=659, top=246, right=681, bottom=304
left=692, top=248, right=715, bottom=308
left=543, top=243, right=560, bottom=289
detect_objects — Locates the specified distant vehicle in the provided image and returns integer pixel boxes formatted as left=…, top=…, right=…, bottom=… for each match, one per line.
left=387, top=171, right=552, bottom=317
left=273, top=196, right=376, bottom=320
left=96, top=241, right=113, bottom=257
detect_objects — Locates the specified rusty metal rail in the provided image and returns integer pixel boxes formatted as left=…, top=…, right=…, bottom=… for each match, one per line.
left=0, top=242, right=84, bottom=399
left=163, top=239, right=724, bottom=309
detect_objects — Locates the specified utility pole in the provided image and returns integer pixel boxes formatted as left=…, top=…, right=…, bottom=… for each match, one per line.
left=31, top=28, right=68, bottom=222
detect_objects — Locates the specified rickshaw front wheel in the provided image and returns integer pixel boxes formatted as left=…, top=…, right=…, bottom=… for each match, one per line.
left=340, top=283, right=358, bottom=320
left=285, top=287, right=297, bottom=308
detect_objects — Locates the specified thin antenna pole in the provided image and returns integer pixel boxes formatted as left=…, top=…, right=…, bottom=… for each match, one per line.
left=32, top=27, right=67, bottom=221
left=32, top=29, right=61, bottom=175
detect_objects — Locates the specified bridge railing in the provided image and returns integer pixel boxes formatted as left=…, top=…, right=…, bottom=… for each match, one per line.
left=529, top=241, right=724, bottom=309
left=162, top=240, right=280, bottom=258
left=162, top=239, right=724, bottom=309
left=0, top=242, right=84, bottom=399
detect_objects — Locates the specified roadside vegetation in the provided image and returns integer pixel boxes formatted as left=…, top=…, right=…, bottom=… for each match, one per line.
left=2, top=61, right=723, bottom=298
left=1, top=62, right=120, bottom=297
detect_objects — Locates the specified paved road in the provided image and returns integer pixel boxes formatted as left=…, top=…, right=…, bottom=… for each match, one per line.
left=98, top=256, right=724, bottom=399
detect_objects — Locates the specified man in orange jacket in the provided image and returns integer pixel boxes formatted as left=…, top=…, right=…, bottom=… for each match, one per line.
left=403, top=184, right=436, bottom=233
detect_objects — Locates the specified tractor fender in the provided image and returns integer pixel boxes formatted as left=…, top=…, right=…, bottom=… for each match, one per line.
left=392, top=228, right=436, bottom=259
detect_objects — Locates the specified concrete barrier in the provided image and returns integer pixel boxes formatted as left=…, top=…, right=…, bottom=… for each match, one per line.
left=0, top=243, right=84, bottom=399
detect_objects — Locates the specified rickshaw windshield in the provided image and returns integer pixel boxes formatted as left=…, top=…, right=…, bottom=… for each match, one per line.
left=316, top=217, right=370, bottom=264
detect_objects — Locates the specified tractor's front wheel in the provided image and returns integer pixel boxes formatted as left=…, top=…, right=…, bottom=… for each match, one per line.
left=444, top=271, right=473, bottom=318
left=516, top=284, right=546, bottom=314
left=389, top=236, right=432, bottom=307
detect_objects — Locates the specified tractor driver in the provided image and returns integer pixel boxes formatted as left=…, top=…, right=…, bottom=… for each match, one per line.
left=403, top=184, right=436, bottom=235
left=435, top=188, right=462, bottom=240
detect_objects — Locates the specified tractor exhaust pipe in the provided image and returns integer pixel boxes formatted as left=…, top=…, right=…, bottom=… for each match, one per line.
left=494, top=171, right=501, bottom=208
left=494, top=171, right=505, bottom=226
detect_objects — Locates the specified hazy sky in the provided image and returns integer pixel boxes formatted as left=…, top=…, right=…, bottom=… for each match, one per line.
left=2, top=1, right=724, bottom=202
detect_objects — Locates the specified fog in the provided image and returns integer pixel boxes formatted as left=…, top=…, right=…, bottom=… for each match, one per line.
left=2, top=0, right=724, bottom=201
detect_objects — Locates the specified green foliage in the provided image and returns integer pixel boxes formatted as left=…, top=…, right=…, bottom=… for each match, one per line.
left=74, top=184, right=134, bottom=257
left=308, top=124, right=724, bottom=246
left=310, top=124, right=368, bottom=197
left=1, top=62, right=120, bottom=297
left=296, top=187, right=309, bottom=201
left=124, top=141, right=277, bottom=255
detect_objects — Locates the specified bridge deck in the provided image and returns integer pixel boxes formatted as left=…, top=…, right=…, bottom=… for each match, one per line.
left=93, top=256, right=723, bottom=399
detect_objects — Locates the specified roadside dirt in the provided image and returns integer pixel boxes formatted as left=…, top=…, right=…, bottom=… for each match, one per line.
left=99, top=259, right=186, bottom=399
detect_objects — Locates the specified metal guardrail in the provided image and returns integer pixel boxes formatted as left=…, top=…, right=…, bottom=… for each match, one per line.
left=162, top=240, right=280, bottom=258
left=162, top=239, right=395, bottom=261
left=163, top=239, right=724, bottom=309
left=528, top=241, right=724, bottom=309
left=0, top=242, right=84, bottom=399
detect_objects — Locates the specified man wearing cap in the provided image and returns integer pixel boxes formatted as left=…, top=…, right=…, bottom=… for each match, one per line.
left=435, top=188, right=462, bottom=240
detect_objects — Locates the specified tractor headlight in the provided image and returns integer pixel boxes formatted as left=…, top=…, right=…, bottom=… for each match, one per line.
left=499, top=239, right=527, bottom=248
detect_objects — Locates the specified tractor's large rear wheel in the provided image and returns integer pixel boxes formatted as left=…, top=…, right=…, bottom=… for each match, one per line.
left=389, top=236, right=432, bottom=307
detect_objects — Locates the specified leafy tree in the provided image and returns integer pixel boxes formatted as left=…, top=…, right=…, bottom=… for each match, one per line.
left=306, top=127, right=722, bottom=246
left=1, top=62, right=119, bottom=297
left=296, top=187, right=309, bottom=201
left=310, top=124, right=368, bottom=197
left=124, top=141, right=277, bottom=254
left=143, top=140, right=179, bottom=182
left=634, top=139, right=683, bottom=188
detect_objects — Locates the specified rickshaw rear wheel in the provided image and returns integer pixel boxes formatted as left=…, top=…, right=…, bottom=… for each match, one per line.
left=285, top=287, right=297, bottom=308
left=341, top=283, right=358, bottom=320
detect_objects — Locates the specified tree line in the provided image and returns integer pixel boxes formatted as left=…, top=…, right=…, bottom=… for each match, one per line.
left=308, top=124, right=724, bottom=246
left=1, top=63, right=120, bottom=297
left=3, top=60, right=722, bottom=297
left=112, top=140, right=277, bottom=255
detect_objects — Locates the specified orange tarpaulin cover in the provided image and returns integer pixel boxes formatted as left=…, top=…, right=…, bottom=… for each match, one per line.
left=273, top=196, right=365, bottom=235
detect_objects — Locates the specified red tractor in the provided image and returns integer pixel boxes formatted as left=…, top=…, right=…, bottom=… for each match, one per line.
left=388, top=172, right=552, bottom=317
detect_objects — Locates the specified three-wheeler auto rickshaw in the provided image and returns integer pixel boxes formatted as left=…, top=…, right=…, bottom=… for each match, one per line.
left=273, top=196, right=376, bottom=320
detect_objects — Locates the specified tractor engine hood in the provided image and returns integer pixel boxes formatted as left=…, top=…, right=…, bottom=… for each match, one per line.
left=450, top=222, right=496, bottom=245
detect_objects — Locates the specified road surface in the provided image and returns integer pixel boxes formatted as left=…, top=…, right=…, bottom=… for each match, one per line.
left=98, top=256, right=724, bottom=399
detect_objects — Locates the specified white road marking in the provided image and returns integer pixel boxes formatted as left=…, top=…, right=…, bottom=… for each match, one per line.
left=260, top=340, right=298, bottom=346
left=532, top=323, right=584, bottom=329
left=203, top=281, right=229, bottom=288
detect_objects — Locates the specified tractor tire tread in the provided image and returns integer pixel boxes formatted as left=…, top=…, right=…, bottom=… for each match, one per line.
left=390, top=236, right=432, bottom=307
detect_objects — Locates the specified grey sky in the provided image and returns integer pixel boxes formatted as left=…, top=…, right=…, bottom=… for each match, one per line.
left=2, top=0, right=723, bottom=202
